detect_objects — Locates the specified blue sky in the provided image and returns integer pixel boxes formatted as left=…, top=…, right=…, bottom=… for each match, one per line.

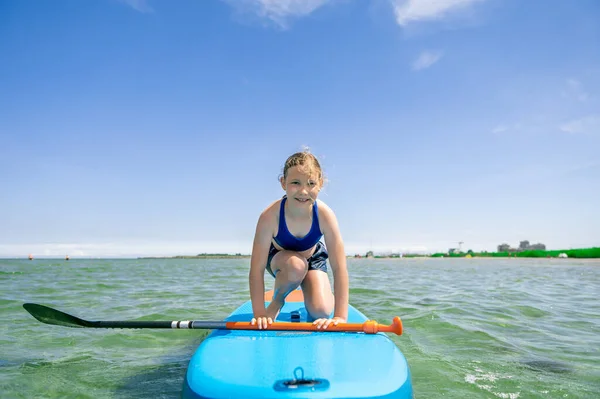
left=1, top=0, right=599, bottom=258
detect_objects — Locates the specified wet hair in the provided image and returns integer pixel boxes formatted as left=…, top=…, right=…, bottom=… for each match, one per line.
left=280, top=149, right=325, bottom=187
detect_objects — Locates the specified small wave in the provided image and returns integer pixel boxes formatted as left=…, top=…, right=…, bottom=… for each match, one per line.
left=349, top=287, right=387, bottom=296
left=465, top=364, right=520, bottom=399
left=515, top=305, right=550, bottom=318
left=415, top=297, right=439, bottom=306
left=0, top=270, right=24, bottom=276
left=520, top=359, right=572, bottom=374
left=20, top=354, right=94, bottom=371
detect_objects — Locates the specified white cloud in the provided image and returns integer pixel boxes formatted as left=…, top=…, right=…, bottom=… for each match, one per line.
left=345, top=242, right=430, bottom=255
left=565, top=160, right=600, bottom=174
left=491, top=125, right=508, bottom=134
left=0, top=241, right=252, bottom=258
left=559, top=115, right=600, bottom=134
left=485, top=159, right=600, bottom=185
left=1, top=241, right=440, bottom=257
left=222, top=0, right=332, bottom=28
left=490, top=123, right=524, bottom=134
left=392, top=0, right=487, bottom=26
left=117, top=0, right=491, bottom=28
left=562, top=78, right=589, bottom=102
left=119, top=0, right=153, bottom=13
left=412, top=50, right=443, bottom=70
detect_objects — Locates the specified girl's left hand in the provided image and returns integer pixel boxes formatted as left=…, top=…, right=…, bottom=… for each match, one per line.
left=312, top=316, right=346, bottom=330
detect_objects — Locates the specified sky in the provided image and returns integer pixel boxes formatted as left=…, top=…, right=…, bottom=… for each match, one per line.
left=1, top=0, right=599, bottom=258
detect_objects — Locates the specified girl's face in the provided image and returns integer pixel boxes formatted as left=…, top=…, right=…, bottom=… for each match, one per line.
left=281, top=166, right=321, bottom=206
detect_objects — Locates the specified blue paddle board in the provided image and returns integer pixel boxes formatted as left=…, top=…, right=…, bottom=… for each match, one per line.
left=182, top=289, right=413, bottom=398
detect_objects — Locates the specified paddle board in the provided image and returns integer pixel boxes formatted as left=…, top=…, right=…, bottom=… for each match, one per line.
left=182, top=289, right=413, bottom=398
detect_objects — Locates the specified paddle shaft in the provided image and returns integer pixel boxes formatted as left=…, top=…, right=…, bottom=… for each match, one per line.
left=60, top=320, right=400, bottom=333
left=227, top=319, right=403, bottom=334
left=70, top=320, right=229, bottom=329
left=23, top=303, right=403, bottom=335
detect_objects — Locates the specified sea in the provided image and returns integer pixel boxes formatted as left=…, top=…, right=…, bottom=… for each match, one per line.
left=1, top=257, right=599, bottom=398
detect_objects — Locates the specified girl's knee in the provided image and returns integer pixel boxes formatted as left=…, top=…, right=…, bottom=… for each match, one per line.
left=282, top=255, right=308, bottom=281
left=306, top=301, right=334, bottom=319
left=311, top=308, right=331, bottom=319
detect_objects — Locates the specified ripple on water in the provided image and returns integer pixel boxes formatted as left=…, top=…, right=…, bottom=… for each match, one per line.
left=514, top=305, right=551, bottom=318
left=20, top=354, right=95, bottom=371
left=349, top=287, right=388, bottom=296
left=519, top=358, right=573, bottom=374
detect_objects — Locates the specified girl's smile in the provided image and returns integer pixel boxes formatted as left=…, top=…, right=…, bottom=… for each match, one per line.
left=281, top=166, right=321, bottom=207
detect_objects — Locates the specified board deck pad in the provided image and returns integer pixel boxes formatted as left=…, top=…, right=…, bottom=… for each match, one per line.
left=263, top=288, right=304, bottom=303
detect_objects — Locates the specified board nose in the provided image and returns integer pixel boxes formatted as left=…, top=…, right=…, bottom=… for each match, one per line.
left=274, top=367, right=330, bottom=392
left=273, top=378, right=331, bottom=392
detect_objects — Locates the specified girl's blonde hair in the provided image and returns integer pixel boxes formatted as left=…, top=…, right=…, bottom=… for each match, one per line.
left=280, top=149, right=325, bottom=187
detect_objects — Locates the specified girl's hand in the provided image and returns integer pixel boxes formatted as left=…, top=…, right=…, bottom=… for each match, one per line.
left=251, top=315, right=273, bottom=330
left=251, top=306, right=279, bottom=330
left=312, top=316, right=346, bottom=330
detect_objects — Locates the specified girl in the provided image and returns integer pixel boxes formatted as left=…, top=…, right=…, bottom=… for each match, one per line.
left=249, top=150, right=349, bottom=330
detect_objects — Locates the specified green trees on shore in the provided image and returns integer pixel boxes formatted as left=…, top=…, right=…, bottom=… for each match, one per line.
left=430, top=247, right=600, bottom=258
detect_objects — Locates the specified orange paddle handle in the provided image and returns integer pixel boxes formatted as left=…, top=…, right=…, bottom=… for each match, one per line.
left=225, top=316, right=403, bottom=336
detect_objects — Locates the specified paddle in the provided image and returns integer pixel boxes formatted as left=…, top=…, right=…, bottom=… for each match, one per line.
left=23, top=303, right=403, bottom=335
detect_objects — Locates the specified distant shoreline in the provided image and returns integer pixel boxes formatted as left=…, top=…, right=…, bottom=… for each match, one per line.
left=427, top=247, right=600, bottom=259
left=8, top=247, right=599, bottom=260
left=4, top=256, right=600, bottom=262
left=138, top=254, right=251, bottom=259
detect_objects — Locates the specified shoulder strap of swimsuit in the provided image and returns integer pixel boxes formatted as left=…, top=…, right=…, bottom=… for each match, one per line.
left=278, top=196, right=288, bottom=236
left=312, top=200, right=321, bottom=233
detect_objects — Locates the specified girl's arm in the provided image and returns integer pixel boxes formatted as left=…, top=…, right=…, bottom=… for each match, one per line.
left=320, top=202, right=349, bottom=321
left=249, top=210, right=275, bottom=318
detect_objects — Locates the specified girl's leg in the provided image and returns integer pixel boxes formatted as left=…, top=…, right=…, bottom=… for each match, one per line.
left=301, top=270, right=334, bottom=319
left=266, top=250, right=309, bottom=318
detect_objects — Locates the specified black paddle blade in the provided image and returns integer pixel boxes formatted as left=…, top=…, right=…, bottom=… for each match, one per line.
left=23, top=303, right=90, bottom=328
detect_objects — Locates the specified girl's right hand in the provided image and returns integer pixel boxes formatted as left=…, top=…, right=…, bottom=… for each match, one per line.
left=251, top=315, right=273, bottom=330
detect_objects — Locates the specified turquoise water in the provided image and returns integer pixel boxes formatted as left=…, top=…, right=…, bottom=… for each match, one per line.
left=1, top=258, right=599, bottom=398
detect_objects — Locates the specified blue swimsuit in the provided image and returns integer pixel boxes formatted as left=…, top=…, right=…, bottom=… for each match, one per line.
left=266, top=196, right=329, bottom=277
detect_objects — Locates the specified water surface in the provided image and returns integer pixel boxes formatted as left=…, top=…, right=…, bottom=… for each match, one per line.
left=1, top=258, right=599, bottom=398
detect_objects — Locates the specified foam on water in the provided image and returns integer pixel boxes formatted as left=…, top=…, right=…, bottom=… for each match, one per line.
left=464, top=362, right=519, bottom=399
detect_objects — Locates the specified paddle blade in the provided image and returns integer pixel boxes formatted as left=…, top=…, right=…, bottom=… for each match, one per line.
left=23, top=303, right=89, bottom=328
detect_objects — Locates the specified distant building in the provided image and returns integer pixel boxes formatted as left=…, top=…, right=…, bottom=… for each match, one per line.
left=498, top=240, right=546, bottom=252
left=498, top=243, right=510, bottom=252
left=528, top=243, right=546, bottom=250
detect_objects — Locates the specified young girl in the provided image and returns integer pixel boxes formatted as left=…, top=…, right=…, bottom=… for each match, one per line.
left=249, top=150, right=349, bottom=330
